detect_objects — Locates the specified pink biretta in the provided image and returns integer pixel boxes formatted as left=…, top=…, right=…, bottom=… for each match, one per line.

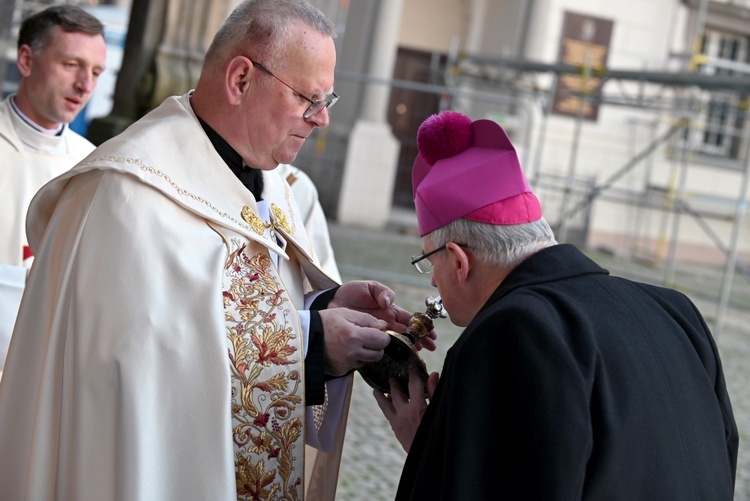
left=412, top=110, right=542, bottom=236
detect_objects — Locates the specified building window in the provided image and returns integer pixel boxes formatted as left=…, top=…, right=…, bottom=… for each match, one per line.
left=686, top=29, right=749, bottom=159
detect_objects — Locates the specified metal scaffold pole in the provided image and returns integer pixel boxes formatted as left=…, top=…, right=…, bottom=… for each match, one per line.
left=557, top=50, right=591, bottom=244
left=715, top=136, right=750, bottom=336
left=664, top=103, right=696, bottom=287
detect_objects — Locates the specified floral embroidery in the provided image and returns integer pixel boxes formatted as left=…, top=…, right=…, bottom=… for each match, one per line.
left=224, top=239, right=304, bottom=500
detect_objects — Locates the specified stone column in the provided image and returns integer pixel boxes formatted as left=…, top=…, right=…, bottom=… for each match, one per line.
left=337, top=0, right=404, bottom=228
left=87, top=0, right=236, bottom=145
left=0, top=0, right=16, bottom=93
left=150, top=0, right=236, bottom=108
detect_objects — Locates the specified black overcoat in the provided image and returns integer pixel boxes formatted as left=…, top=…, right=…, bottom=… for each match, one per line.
left=397, top=244, right=738, bottom=500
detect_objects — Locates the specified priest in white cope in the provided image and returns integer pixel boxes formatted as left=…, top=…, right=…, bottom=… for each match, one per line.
left=0, top=1, right=435, bottom=500
left=0, top=5, right=107, bottom=374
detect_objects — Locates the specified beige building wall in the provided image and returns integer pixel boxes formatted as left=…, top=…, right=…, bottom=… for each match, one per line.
left=399, top=0, right=468, bottom=52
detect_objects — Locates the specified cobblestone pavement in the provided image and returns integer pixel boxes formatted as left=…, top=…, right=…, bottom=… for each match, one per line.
left=327, top=222, right=750, bottom=501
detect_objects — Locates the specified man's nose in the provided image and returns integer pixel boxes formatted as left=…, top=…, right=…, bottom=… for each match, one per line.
left=75, top=70, right=97, bottom=94
left=306, top=106, right=330, bottom=128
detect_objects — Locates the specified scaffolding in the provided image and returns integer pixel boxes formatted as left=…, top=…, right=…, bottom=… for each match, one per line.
left=443, top=48, right=750, bottom=335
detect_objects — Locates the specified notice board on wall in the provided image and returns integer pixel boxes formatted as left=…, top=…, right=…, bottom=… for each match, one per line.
left=552, top=11, right=614, bottom=121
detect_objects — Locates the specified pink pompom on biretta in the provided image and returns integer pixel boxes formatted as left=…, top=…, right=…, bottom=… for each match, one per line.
left=417, top=111, right=473, bottom=165
left=411, top=110, right=543, bottom=236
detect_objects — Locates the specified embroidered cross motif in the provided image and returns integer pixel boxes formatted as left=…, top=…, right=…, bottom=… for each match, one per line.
left=241, top=203, right=291, bottom=236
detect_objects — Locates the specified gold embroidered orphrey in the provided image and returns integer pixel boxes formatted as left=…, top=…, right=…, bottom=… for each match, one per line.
left=242, top=203, right=292, bottom=236
left=223, top=238, right=305, bottom=500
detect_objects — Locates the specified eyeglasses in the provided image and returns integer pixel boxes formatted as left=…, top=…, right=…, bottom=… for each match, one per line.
left=410, top=243, right=469, bottom=274
left=251, top=61, right=339, bottom=119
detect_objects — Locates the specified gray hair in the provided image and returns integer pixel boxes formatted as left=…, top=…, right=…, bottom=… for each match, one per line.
left=203, top=0, right=336, bottom=71
left=429, top=217, right=558, bottom=269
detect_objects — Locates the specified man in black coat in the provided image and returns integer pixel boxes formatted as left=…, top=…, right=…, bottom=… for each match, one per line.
left=374, top=110, right=738, bottom=500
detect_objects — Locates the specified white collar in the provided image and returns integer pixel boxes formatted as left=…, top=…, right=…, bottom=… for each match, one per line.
left=9, top=95, right=64, bottom=135
left=8, top=96, right=68, bottom=154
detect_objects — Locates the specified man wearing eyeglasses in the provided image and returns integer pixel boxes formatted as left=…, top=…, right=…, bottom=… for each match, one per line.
left=374, top=110, right=738, bottom=500
left=0, top=1, right=434, bottom=500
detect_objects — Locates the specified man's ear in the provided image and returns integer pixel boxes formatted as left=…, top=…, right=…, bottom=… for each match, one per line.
left=445, top=242, right=471, bottom=283
left=17, top=45, right=34, bottom=77
left=225, top=56, right=253, bottom=105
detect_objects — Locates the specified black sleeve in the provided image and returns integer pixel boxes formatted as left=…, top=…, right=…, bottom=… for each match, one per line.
left=305, top=286, right=353, bottom=405
left=305, top=310, right=326, bottom=405
left=310, top=286, right=340, bottom=311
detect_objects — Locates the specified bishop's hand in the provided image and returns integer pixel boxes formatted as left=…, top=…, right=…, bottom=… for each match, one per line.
left=373, top=364, right=440, bottom=452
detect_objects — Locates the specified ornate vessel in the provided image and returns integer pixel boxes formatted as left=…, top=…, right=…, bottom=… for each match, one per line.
left=357, top=296, right=445, bottom=396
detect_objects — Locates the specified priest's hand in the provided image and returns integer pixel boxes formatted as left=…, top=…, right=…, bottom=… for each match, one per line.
left=373, top=364, right=440, bottom=452
left=319, top=307, right=391, bottom=377
left=328, top=281, right=438, bottom=352
left=328, top=280, right=409, bottom=330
